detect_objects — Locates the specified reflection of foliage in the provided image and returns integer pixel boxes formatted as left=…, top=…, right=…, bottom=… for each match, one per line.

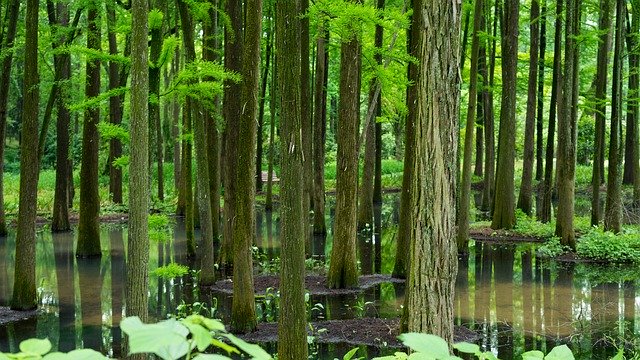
left=151, top=262, right=189, bottom=279
left=149, top=214, right=174, bottom=242
left=574, top=263, right=640, bottom=286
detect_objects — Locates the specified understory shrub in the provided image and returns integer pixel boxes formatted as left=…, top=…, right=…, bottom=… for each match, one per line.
left=576, top=227, right=640, bottom=263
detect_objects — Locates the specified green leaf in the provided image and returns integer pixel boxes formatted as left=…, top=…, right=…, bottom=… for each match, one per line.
left=343, top=347, right=359, bottom=360
left=480, top=351, right=499, bottom=360
left=120, top=317, right=190, bottom=360
left=0, top=353, right=10, bottom=360
left=453, top=342, right=480, bottom=355
left=183, top=322, right=213, bottom=352
left=223, top=334, right=272, bottom=360
left=521, top=350, right=544, bottom=360
left=544, top=345, right=574, bottom=360
left=19, top=339, right=52, bottom=356
left=210, top=338, right=240, bottom=355
left=370, top=356, right=400, bottom=360
left=44, top=349, right=107, bottom=360
left=398, top=333, right=449, bottom=358
left=406, top=353, right=436, bottom=360
left=610, top=349, right=624, bottom=360
left=193, top=355, right=233, bottom=360
left=200, top=318, right=226, bottom=332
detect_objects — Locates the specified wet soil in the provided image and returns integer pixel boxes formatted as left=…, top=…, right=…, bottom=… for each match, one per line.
left=238, top=318, right=480, bottom=348
left=207, top=274, right=404, bottom=296
left=0, top=307, right=37, bottom=326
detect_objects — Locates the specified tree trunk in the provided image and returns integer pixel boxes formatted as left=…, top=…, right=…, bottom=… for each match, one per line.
left=173, top=51, right=182, bottom=213
left=481, top=0, right=498, bottom=213
left=266, top=51, right=276, bottom=211
left=126, top=0, right=150, bottom=352
left=221, top=0, right=244, bottom=266
left=149, top=0, right=164, bottom=201
left=555, top=0, right=580, bottom=248
left=357, top=89, right=376, bottom=230
left=458, top=0, right=483, bottom=252
left=540, top=0, right=563, bottom=223
left=517, top=0, right=540, bottom=215
left=535, top=1, right=548, bottom=182
left=404, top=0, right=459, bottom=342
left=107, top=3, right=123, bottom=205
left=327, top=0, right=361, bottom=289
left=11, top=0, right=39, bottom=310
left=276, top=0, right=308, bottom=356
left=77, top=3, right=102, bottom=257
left=0, top=0, right=20, bottom=237
left=624, top=0, right=639, bottom=185
left=591, top=0, right=612, bottom=226
left=492, top=0, right=519, bottom=230
left=301, top=0, right=312, bottom=253
left=231, top=0, right=261, bottom=333
left=605, top=0, right=623, bottom=233
left=313, top=22, right=329, bottom=234
left=256, top=8, right=273, bottom=193
left=373, top=0, right=384, bottom=205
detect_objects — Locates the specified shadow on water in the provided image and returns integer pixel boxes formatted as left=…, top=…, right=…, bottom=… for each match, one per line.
left=1, top=194, right=640, bottom=359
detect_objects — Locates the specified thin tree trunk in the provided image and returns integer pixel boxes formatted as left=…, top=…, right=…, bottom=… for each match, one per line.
left=605, top=0, right=623, bottom=233
left=481, top=0, right=498, bottom=213
left=536, top=1, right=548, bottom=182
left=591, top=0, right=612, bottom=226
left=458, top=0, right=484, bottom=251
left=107, top=3, right=123, bottom=204
left=517, top=0, right=540, bottom=215
left=301, top=0, right=312, bottom=254
left=173, top=51, right=182, bottom=212
left=256, top=8, right=273, bottom=193
left=276, top=0, right=308, bottom=355
left=149, top=0, right=164, bottom=201
left=313, top=22, right=329, bottom=234
left=11, top=0, right=39, bottom=310
left=373, top=0, right=384, bottom=204
left=266, top=50, right=276, bottom=211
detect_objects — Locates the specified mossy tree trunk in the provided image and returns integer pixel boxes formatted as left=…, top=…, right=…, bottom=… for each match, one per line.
left=540, top=0, right=563, bottom=223
left=605, top=0, right=623, bottom=233
left=276, top=0, right=308, bottom=356
left=591, top=0, right=612, bottom=226
left=301, top=0, right=313, bottom=252
left=535, top=1, right=548, bottom=183
left=77, top=2, right=102, bottom=258
left=373, top=0, right=384, bottom=205
left=457, top=0, right=483, bottom=252
left=11, top=0, right=39, bottom=310
left=126, top=0, right=150, bottom=357
left=555, top=0, right=580, bottom=249
left=266, top=53, right=276, bottom=211
left=256, top=6, right=273, bottom=193
left=231, top=0, right=261, bottom=333
left=624, top=0, right=639, bottom=186
left=106, top=3, right=123, bottom=205
left=403, top=0, right=459, bottom=342
left=150, top=0, right=165, bottom=202
left=0, top=0, right=20, bottom=237
left=517, top=0, right=540, bottom=216
left=327, top=0, right=362, bottom=289
left=312, top=21, right=329, bottom=235
left=491, top=0, right=519, bottom=230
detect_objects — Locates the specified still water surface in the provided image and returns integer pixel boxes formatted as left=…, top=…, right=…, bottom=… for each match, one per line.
left=1, top=195, right=639, bottom=359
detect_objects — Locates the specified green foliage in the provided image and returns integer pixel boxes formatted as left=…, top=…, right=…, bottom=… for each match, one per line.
left=169, top=60, right=240, bottom=112
left=148, top=9, right=164, bottom=30
left=536, top=237, right=569, bottom=258
left=576, top=228, right=640, bottom=263
left=576, top=115, right=595, bottom=166
left=156, top=36, right=180, bottom=69
left=0, top=338, right=106, bottom=360
left=120, top=315, right=272, bottom=360
left=69, top=86, right=128, bottom=112
left=149, top=213, right=174, bottom=242
left=151, top=263, right=189, bottom=279
left=97, top=122, right=129, bottom=143
left=514, top=210, right=555, bottom=238
left=112, top=155, right=129, bottom=169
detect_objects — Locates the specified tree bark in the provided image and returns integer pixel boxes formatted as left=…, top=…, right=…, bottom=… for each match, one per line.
left=327, top=0, right=361, bottom=289
left=591, top=0, right=612, bottom=226
left=301, top=0, right=313, bottom=252
left=404, top=0, right=459, bottom=342
left=313, top=22, right=329, bottom=234
left=535, top=1, right=548, bottom=182
left=149, top=0, right=164, bottom=202
left=491, top=0, right=519, bottom=230
left=373, top=0, right=384, bottom=205
left=624, top=0, right=639, bottom=185
left=77, top=3, right=102, bottom=257
left=11, top=0, right=39, bottom=310
left=517, top=0, right=540, bottom=215
left=276, top=0, right=308, bottom=356
left=256, top=7, right=273, bottom=193
left=605, top=0, right=623, bottom=233
left=107, top=2, right=123, bottom=205
left=481, top=0, right=498, bottom=213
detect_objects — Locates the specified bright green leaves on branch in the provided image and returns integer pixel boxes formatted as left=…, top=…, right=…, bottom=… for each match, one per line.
left=168, top=61, right=240, bottom=112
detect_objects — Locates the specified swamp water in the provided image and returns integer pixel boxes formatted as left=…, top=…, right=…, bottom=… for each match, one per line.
left=1, top=195, right=639, bottom=359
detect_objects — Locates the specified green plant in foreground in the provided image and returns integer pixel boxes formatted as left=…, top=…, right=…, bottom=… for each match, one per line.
left=0, top=338, right=106, bottom=360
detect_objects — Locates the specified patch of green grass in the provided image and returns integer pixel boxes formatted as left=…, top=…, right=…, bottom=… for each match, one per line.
left=150, top=262, right=189, bottom=279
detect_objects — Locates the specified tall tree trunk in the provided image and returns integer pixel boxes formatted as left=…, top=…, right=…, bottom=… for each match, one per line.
left=517, top=0, right=540, bottom=215
left=301, top=0, right=313, bottom=253
left=0, top=0, right=20, bottom=237
left=460, top=3, right=471, bottom=72
left=266, top=51, right=276, bottom=211
left=591, top=0, right=612, bottom=226
left=373, top=0, right=384, bottom=205
left=555, top=0, right=580, bottom=248
left=77, top=3, right=102, bottom=257
left=231, top=0, right=261, bottom=333
left=481, top=0, right=498, bottom=213
left=327, top=0, right=362, bottom=289
left=458, top=0, right=483, bottom=251
left=313, top=22, right=329, bottom=234
left=173, top=51, right=182, bottom=212
left=221, top=0, right=244, bottom=266
left=540, top=0, right=563, bottom=223
left=107, top=3, right=123, bottom=204
left=491, top=0, right=519, bottom=230
left=624, top=0, right=639, bottom=185
left=11, top=0, right=39, bottom=310
left=126, top=0, right=150, bottom=355
left=392, top=22, right=417, bottom=279
left=605, top=0, right=623, bottom=233
left=276, top=0, right=308, bottom=355
left=256, top=7, right=273, bottom=193
left=51, top=1, right=71, bottom=232
left=404, top=0, right=459, bottom=342
left=535, top=1, right=548, bottom=182
left=474, top=89, right=484, bottom=177
left=149, top=0, right=164, bottom=201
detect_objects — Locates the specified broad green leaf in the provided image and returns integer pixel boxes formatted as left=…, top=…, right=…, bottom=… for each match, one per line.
left=210, top=338, right=240, bottom=355
left=201, top=318, right=226, bottom=332
left=370, top=356, right=399, bottom=360
left=398, top=333, right=449, bottom=358
left=406, top=352, right=436, bottom=360
left=183, top=322, right=213, bottom=352
left=120, top=317, right=190, bottom=360
left=544, top=345, right=574, bottom=360
left=480, top=351, right=499, bottom=360
left=343, top=347, right=359, bottom=360
left=193, top=355, right=233, bottom=360
left=453, top=342, right=480, bottom=355
left=521, top=350, right=544, bottom=360
left=44, top=349, right=106, bottom=360
left=19, top=339, right=51, bottom=356
left=610, top=350, right=624, bottom=360
left=442, top=356, right=464, bottom=360
left=223, top=333, right=272, bottom=360
left=0, top=353, right=10, bottom=360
